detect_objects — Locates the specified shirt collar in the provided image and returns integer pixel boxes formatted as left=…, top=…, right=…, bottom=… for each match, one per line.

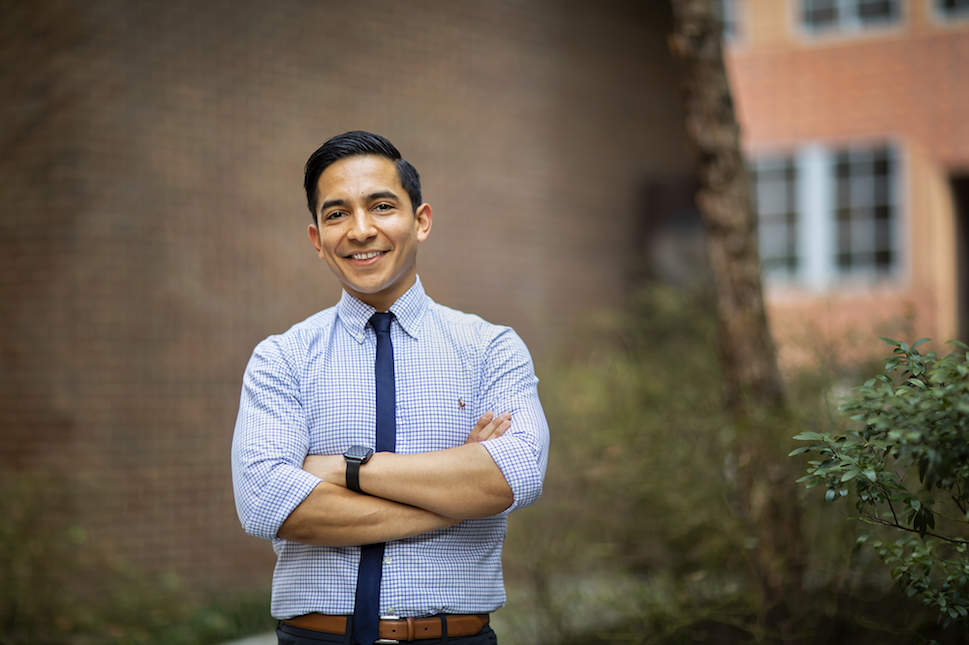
left=336, top=277, right=428, bottom=343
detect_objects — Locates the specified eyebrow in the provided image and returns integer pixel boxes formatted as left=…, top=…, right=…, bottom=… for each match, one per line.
left=320, top=198, right=348, bottom=212
left=368, top=190, right=401, bottom=202
left=319, top=191, right=401, bottom=213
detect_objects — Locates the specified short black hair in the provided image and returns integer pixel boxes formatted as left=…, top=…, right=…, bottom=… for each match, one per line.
left=303, top=131, right=422, bottom=221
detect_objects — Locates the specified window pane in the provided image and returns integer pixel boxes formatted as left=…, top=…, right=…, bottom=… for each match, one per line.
left=802, top=0, right=838, bottom=28
left=858, top=0, right=897, bottom=21
left=758, top=181, right=788, bottom=215
left=851, top=216, right=875, bottom=253
left=851, top=174, right=875, bottom=207
left=875, top=218, right=891, bottom=251
left=838, top=220, right=851, bottom=259
left=760, top=223, right=787, bottom=257
left=874, top=176, right=890, bottom=205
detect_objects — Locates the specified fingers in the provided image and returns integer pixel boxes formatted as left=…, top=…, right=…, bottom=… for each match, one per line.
left=465, top=411, right=512, bottom=444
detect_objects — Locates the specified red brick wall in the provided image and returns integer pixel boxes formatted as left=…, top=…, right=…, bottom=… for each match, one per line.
left=727, top=27, right=969, bottom=168
left=1, top=0, right=694, bottom=593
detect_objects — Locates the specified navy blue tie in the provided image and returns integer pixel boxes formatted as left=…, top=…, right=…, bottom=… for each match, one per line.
left=353, top=312, right=396, bottom=645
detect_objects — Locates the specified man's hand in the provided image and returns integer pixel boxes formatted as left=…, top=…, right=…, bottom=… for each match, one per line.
left=465, top=411, right=511, bottom=444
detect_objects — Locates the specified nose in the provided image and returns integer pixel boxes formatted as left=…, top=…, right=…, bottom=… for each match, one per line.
left=347, top=209, right=377, bottom=242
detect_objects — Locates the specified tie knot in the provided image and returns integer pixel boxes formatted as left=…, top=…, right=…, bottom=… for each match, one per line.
left=370, top=312, right=393, bottom=334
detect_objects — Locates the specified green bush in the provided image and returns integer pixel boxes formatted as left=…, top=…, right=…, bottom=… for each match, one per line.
left=793, top=338, right=969, bottom=628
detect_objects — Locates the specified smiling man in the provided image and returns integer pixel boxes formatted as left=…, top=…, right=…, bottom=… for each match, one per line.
left=231, top=131, right=550, bottom=645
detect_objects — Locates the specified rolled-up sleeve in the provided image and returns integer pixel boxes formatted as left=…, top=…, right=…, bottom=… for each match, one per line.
left=478, top=328, right=549, bottom=514
left=231, top=337, right=322, bottom=540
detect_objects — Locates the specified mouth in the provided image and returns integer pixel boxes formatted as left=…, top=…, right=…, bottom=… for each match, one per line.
left=346, top=250, right=386, bottom=261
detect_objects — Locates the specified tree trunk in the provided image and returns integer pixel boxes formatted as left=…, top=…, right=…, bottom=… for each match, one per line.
left=668, top=1, right=804, bottom=640
left=667, top=0, right=783, bottom=416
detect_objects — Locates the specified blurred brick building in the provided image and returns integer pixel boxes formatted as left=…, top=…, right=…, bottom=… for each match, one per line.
left=723, top=0, right=969, bottom=366
left=0, top=1, right=695, bottom=594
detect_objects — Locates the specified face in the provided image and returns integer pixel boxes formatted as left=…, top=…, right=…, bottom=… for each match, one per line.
left=308, top=155, right=432, bottom=311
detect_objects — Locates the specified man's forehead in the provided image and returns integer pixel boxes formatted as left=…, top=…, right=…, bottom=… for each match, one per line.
left=319, top=155, right=399, bottom=188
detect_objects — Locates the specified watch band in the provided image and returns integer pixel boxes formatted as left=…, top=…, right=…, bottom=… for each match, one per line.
left=346, top=459, right=363, bottom=493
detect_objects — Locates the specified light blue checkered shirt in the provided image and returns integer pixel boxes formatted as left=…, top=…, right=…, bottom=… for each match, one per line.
left=231, top=277, right=549, bottom=619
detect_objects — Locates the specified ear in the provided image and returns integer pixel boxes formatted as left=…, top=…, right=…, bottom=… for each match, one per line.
left=415, top=203, right=432, bottom=243
left=308, top=223, right=324, bottom=257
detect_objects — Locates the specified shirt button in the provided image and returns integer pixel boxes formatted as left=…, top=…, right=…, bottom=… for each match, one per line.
left=383, top=556, right=393, bottom=565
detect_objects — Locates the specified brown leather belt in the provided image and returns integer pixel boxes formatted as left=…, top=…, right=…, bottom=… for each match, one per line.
left=282, top=613, right=489, bottom=642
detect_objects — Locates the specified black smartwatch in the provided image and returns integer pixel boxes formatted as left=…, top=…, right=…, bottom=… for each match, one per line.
left=343, top=445, right=374, bottom=494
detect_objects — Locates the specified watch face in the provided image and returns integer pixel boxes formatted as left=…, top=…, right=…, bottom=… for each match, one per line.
left=345, top=445, right=374, bottom=462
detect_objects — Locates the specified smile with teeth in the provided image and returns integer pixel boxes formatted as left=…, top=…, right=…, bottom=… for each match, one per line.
left=348, top=251, right=385, bottom=260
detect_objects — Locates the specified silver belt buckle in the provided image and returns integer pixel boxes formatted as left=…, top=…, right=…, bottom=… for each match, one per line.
left=375, top=614, right=400, bottom=644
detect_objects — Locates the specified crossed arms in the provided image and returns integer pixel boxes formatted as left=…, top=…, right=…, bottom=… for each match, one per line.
left=277, top=411, right=514, bottom=547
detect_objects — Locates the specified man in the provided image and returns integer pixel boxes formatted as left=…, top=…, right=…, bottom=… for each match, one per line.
left=231, top=131, right=549, bottom=645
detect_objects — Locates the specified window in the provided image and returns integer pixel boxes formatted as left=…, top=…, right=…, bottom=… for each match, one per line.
left=751, top=157, right=799, bottom=278
left=800, top=0, right=901, bottom=32
left=834, top=148, right=896, bottom=276
left=750, top=143, right=900, bottom=287
left=936, top=0, right=969, bottom=19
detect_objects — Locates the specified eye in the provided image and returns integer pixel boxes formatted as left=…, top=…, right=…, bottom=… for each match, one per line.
left=374, top=203, right=393, bottom=212
left=324, top=210, right=347, bottom=221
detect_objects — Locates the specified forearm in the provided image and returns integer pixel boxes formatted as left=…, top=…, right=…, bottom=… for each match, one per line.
left=315, top=443, right=513, bottom=519
left=277, top=481, right=458, bottom=547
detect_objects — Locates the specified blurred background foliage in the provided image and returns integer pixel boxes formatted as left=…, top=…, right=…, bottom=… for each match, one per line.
left=0, top=473, right=274, bottom=645
left=497, top=284, right=968, bottom=644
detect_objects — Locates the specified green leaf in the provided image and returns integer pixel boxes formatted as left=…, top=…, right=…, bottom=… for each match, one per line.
left=913, top=338, right=931, bottom=349
left=793, top=432, right=824, bottom=441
